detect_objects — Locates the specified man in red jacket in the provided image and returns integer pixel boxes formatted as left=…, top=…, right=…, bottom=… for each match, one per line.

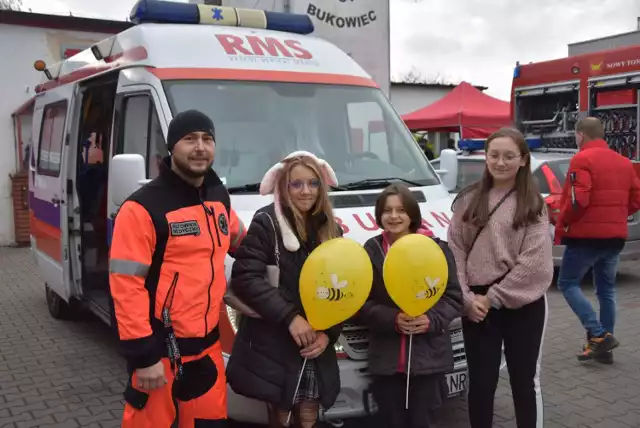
left=556, top=117, right=640, bottom=364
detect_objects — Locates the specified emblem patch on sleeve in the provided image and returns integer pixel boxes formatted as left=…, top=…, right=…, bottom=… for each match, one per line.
left=170, top=220, right=201, bottom=237
left=218, top=213, right=229, bottom=236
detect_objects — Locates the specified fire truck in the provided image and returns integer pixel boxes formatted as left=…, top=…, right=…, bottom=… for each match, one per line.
left=511, top=44, right=640, bottom=160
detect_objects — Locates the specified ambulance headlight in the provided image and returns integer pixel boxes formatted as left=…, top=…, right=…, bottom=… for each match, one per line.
left=129, top=0, right=314, bottom=35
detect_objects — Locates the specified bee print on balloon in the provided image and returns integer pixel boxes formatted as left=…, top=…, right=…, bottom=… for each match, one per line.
left=414, top=276, right=441, bottom=300
left=316, top=273, right=353, bottom=302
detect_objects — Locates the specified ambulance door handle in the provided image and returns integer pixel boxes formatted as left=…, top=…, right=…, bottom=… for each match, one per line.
left=51, top=197, right=62, bottom=205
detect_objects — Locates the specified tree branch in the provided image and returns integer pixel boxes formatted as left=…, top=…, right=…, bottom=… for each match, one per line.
left=393, top=66, right=460, bottom=86
left=0, top=0, right=22, bottom=11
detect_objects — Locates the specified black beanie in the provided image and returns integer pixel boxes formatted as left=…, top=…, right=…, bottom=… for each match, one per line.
left=167, top=110, right=215, bottom=152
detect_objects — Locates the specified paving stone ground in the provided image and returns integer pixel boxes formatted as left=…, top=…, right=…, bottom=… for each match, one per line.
left=1, top=247, right=640, bottom=428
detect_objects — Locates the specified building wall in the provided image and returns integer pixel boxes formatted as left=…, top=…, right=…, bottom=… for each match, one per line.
left=569, top=30, right=640, bottom=56
left=0, top=24, right=112, bottom=245
left=389, top=84, right=454, bottom=116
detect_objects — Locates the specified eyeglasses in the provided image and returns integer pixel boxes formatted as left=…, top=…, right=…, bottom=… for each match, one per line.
left=487, top=153, right=522, bottom=163
left=289, top=179, right=321, bottom=190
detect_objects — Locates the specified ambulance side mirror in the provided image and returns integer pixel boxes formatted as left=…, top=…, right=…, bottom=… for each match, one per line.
left=434, top=149, right=458, bottom=192
left=110, top=154, right=147, bottom=207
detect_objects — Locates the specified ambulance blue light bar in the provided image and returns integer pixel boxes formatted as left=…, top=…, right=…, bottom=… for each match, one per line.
left=457, top=139, right=485, bottom=151
left=458, top=137, right=543, bottom=152
left=129, top=0, right=315, bottom=35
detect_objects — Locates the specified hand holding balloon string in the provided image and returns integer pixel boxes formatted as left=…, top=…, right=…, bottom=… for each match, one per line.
left=300, top=332, right=329, bottom=359
left=396, top=312, right=430, bottom=335
left=288, top=315, right=330, bottom=358
left=289, top=315, right=317, bottom=348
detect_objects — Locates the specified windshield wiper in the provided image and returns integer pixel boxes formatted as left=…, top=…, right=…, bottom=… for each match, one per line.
left=228, top=182, right=346, bottom=194
left=227, top=183, right=261, bottom=194
left=342, top=177, right=423, bottom=190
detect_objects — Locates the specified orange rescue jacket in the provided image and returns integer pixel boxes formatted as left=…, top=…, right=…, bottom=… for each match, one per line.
left=109, top=157, right=245, bottom=371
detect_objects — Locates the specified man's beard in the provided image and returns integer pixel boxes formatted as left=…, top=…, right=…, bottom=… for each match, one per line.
left=173, top=156, right=213, bottom=178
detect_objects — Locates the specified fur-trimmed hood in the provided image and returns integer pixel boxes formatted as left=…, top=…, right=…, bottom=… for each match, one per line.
left=259, top=151, right=338, bottom=252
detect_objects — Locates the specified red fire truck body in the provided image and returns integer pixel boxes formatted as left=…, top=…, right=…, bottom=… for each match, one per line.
left=511, top=44, right=640, bottom=160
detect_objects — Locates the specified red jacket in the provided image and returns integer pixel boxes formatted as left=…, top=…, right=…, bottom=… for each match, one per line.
left=555, top=139, right=640, bottom=243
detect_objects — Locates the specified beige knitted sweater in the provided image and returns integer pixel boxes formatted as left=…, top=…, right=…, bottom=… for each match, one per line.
left=447, top=187, right=554, bottom=311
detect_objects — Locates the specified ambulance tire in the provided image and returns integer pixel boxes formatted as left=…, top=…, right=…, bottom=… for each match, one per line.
left=45, top=284, right=78, bottom=320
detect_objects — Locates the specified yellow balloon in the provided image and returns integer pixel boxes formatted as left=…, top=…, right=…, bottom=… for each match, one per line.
left=383, top=234, right=449, bottom=317
left=299, top=238, right=373, bottom=331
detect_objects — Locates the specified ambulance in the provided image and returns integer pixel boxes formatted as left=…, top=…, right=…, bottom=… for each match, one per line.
left=28, top=0, right=465, bottom=424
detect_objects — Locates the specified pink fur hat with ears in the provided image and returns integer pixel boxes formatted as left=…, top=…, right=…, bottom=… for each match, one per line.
left=259, top=151, right=338, bottom=252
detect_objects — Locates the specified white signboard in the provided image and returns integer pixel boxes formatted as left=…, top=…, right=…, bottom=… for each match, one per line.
left=290, top=0, right=390, bottom=97
left=217, top=0, right=287, bottom=13
left=217, top=0, right=390, bottom=96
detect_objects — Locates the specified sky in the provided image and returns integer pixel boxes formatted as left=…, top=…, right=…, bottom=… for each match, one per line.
left=18, top=0, right=640, bottom=100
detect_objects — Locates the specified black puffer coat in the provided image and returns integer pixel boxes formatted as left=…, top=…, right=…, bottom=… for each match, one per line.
left=226, top=203, right=342, bottom=410
left=358, top=234, right=463, bottom=376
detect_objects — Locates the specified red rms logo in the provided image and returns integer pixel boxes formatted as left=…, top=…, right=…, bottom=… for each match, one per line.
left=216, top=35, right=313, bottom=60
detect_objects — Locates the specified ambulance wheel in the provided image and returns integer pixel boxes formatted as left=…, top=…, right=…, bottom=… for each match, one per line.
left=45, top=285, right=76, bottom=319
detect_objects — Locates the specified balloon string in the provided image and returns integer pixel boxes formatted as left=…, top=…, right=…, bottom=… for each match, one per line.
left=286, top=357, right=308, bottom=426
left=406, top=334, right=413, bottom=410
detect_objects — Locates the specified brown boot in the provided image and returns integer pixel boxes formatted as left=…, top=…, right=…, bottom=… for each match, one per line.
left=293, top=401, right=319, bottom=428
left=267, top=404, right=291, bottom=428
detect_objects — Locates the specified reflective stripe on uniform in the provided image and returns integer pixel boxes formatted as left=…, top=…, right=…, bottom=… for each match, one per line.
left=230, top=219, right=246, bottom=249
left=110, top=259, right=150, bottom=277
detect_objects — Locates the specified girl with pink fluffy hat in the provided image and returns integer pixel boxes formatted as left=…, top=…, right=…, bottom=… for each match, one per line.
left=226, top=151, right=344, bottom=428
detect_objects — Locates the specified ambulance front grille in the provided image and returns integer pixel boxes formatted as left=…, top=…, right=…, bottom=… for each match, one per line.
left=338, top=323, right=467, bottom=369
left=329, top=191, right=426, bottom=209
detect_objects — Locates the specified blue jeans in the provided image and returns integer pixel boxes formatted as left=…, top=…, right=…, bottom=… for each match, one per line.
left=557, top=245, right=621, bottom=338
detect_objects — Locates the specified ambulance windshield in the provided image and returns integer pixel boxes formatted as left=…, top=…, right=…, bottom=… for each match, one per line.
left=164, top=80, right=439, bottom=190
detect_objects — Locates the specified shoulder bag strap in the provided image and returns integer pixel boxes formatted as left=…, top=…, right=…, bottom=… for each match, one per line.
left=259, top=212, right=280, bottom=267
left=468, top=189, right=515, bottom=254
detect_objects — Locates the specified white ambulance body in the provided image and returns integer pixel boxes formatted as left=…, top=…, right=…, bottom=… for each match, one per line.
left=28, top=1, right=464, bottom=424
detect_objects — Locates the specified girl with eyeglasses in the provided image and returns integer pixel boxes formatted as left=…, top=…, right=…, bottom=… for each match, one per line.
left=447, top=128, right=553, bottom=428
left=227, top=151, right=343, bottom=428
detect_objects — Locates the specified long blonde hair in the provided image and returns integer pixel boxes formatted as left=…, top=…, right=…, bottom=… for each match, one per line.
left=276, top=155, right=340, bottom=243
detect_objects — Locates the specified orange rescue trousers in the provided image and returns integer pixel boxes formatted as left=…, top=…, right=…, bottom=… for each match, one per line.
left=121, top=341, right=227, bottom=428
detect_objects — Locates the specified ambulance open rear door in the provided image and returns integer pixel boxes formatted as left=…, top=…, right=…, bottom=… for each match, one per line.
left=30, top=83, right=78, bottom=315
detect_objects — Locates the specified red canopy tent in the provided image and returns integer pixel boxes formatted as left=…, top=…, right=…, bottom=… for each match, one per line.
left=401, top=82, right=513, bottom=139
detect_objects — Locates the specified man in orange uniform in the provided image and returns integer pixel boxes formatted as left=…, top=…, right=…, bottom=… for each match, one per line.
left=109, top=109, right=246, bottom=427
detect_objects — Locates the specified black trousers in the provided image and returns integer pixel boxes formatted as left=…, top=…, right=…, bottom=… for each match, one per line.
left=463, top=295, right=547, bottom=428
left=371, top=373, right=444, bottom=428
